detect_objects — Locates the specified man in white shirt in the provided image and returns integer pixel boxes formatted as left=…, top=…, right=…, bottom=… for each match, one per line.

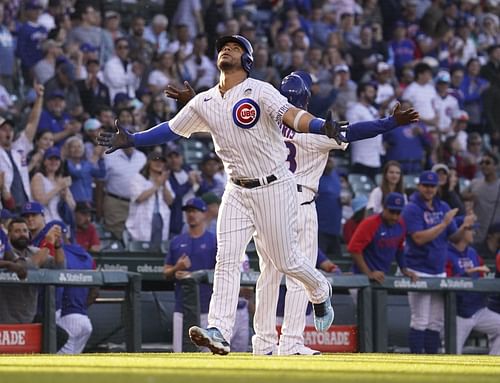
left=347, top=82, right=383, bottom=181
left=433, top=70, right=459, bottom=139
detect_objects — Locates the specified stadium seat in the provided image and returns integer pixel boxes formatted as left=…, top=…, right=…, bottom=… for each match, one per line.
left=404, top=174, right=420, bottom=190
left=95, top=222, right=113, bottom=240
left=160, top=240, right=170, bottom=254
left=128, top=240, right=155, bottom=253
left=348, top=173, right=375, bottom=197
left=100, top=239, right=125, bottom=253
left=458, top=178, right=471, bottom=191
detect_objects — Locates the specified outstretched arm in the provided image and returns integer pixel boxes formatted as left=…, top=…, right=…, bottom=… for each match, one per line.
left=346, top=103, right=419, bottom=142
left=97, top=120, right=181, bottom=154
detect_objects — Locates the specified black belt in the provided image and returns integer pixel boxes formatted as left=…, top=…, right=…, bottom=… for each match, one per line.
left=231, top=174, right=277, bottom=189
left=297, top=184, right=316, bottom=205
left=106, top=192, right=130, bottom=202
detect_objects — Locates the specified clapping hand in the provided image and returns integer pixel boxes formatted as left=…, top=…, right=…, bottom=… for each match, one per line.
left=322, top=111, right=349, bottom=145
left=164, top=81, right=196, bottom=104
left=392, top=102, right=419, bottom=126
left=97, top=119, right=135, bottom=154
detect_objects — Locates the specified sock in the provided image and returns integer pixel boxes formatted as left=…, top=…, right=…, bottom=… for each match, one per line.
left=424, top=329, right=441, bottom=354
left=408, top=328, right=425, bottom=354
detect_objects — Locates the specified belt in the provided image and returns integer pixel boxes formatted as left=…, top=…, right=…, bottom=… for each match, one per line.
left=297, top=184, right=316, bottom=205
left=106, top=192, right=130, bottom=202
left=231, top=174, right=277, bottom=189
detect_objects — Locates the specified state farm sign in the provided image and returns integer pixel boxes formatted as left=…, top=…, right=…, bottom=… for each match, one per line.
left=277, top=325, right=358, bottom=352
left=0, top=324, right=42, bottom=353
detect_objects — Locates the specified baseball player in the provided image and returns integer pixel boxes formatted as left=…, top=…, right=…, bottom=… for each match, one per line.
left=446, top=216, right=500, bottom=355
left=164, top=69, right=419, bottom=354
left=402, top=171, right=475, bottom=354
left=99, top=35, right=342, bottom=355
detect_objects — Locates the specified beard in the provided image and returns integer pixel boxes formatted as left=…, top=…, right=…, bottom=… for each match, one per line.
left=217, top=57, right=238, bottom=72
left=11, top=236, right=30, bottom=250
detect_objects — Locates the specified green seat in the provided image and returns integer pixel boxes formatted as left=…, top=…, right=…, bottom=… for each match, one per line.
left=128, top=241, right=155, bottom=253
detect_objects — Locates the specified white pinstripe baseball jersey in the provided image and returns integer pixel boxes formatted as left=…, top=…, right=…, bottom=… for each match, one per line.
left=281, top=125, right=348, bottom=192
left=169, top=78, right=293, bottom=179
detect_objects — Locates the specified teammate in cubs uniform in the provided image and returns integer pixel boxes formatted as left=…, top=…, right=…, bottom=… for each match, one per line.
left=99, top=35, right=342, bottom=355
left=252, top=73, right=420, bottom=355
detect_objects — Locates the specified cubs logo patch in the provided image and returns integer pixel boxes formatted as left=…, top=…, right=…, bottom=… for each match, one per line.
left=232, top=98, right=260, bottom=129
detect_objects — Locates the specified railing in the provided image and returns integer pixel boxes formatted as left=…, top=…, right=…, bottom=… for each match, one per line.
left=0, top=270, right=142, bottom=353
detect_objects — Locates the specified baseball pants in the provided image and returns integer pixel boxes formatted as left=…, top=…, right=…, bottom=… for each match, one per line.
left=456, top=307, right=500, bottom=355
left=56, top=313, right=92, bottom=354
left=253, top=189, right=318, bottom=355
left=207, top=178, right=330, bottom=343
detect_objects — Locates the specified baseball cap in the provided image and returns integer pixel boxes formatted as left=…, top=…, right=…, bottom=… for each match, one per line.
left=83, top=118, right=102, bottom=132
left=59, top=61, right=76, bottom=81
left=75, top=201, right=93, bottom=214
left=201, top=192, right=221, bottom=206
left=452, top=109, right=469, bottom=121
left=351, top=195, right=368, bottom=214
left=147, top=151, right=166, bottom=162
left=431, top=163, right=450, bottom=174
left=384, top=192, right=406, bottom=211
left=182, top=197, right=207, bottom=212
left=25, top=0, right=43, bottom=10
left=166, top=143, right=182, bottom=156
left=80, top=43, right=98, bottom=53
left=44, top=147, right=61, bottom=160
left=334, top=64, right=350, bottom=73
left=201, top=152, right=221, bottom=164
left=0, top=115, right=14, bottom=128
left=376, top=62, right=391, bottom=73
left=21, top=201, right=45, bottom=216
left=435, top=70, right=451, bottom=83
left=105, top=10, right=120, bottom=19
left=114, top=92, right=131, bottom=105
left=419, top=170, right=439, bottom=186
left=47, top=90, right=65, bottom=100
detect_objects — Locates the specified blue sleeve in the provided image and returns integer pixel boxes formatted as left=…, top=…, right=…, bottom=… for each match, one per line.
left=133, top=122, right=181, bottom=147
left=346, top=116, right=398, bottom=142
left=402, top=203, right=424, bottom=234
left=395, top=249, right=406, bottom=270
left=90, top=159, right=106, bottom=178
left=315, top=248, right=328, bottom=268
left=165, top=241, right=177, bottom=265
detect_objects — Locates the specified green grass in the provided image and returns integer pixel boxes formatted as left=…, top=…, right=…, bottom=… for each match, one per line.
left=0, top=353, right=499, bottom=383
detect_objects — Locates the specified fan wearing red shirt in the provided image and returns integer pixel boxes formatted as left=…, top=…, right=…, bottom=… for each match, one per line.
left=74, top=202, right=100, bottom=252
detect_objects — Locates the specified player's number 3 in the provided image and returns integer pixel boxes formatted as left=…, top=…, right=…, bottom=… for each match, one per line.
left=285, top=142, right=297, bottom=173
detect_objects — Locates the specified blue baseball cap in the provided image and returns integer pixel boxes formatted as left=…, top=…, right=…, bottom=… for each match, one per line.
left=48, top=89, right=65, bottom=100
left=351, top=195, right=368, bottom=214
left=44, top=220, right=68, bottom=234
left=21, top=201, right=45, bottom=216
left=25, top=0, right=43, bottom=10
left=384, top=192, right=406, bottom=211
left=44, top=146, right=61, bottom=160
left=80, top=43, right=98, bottom=53
left=114, top=92, right=131, bottom=105
left=419, top=171, right=439, bottom=186
left=182, top=197, right=207, bottom=212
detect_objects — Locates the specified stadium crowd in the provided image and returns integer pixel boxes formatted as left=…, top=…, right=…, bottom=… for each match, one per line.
left=0, top=0, right=499, bottom=354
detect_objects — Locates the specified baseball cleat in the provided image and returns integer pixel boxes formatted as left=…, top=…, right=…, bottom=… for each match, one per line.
left=279, top=345, right=321, bottom=356
left=313, top=284, right=334, bottom=332
left=189, top=326, right=230, bottom=355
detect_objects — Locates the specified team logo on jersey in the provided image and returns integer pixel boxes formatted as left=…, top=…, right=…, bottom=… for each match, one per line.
left=232, top=98, right=260, bottom=129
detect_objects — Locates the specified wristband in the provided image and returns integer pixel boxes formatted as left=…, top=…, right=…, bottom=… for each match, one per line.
left=293, top=110, right=307, bottom=131
left=308, top=118, right=325, bottom=135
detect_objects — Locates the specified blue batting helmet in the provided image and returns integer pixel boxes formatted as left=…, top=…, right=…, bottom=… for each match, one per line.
left=216, top=35, right=254, bottom=74
left=280, top=73, right=311, bottom=109
left=291, top=70, right=313, bottom=90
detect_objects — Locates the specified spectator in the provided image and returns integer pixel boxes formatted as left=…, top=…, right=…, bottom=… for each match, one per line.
left=67, top=3, right=113, bottom=65
left=460, top=58, right=489, bottom=135
left=473, top=222, right=500, bottom=261
left=402, top=170, right=474, bottom=354
left=37, top=90, right=75, bottom=146
left=350, top=23, right=387, bottom=82
left=374, top=62, right=398, bottom=117
left=103, top=11, right=124, bottom=42
left=33, top=39, right=63, bottom=85
left=144, top=14, right=170, bottom=54
left=103, top=38, right=140, bottom=101
left=0, top=4, right=16, bottom=92
left=74, top=201, right=100, bottom=252
left=481, top=44, right=500, bottom=141
left=343, top=195, right=368, bottom=245
left=446, top=216, right=500, bottom=355
left=0, top=218, right=27, bottom=278
left=450, top=109, right=469, bottom=150
left=432, top=163, right=466, bottom=216
left=347, top=82, right=383, bottom=181
left=488, top=251, right=500, bottom=315
left=44, top=60, right=83, bottom=117
left=163, top=197, right=216, bottom=352
left=271, top=32, right=292, bottom=76
left=389, top=21, right=416, bottom=76
left=201, top=192, right=221, bottom=235
left=0, top=84, right=44, bottom=211
left=27, top=129, right=54, bottom=177
left=316, top=156, right=343, bottom=259
left=168, top=24, right=194, bottom=57
left=349, top=192, right=416, bottom=285
left=15, top=1, right=47, bottom=82
left=76, top=59, right=111, bottom=117
left=185, top=34, right=217, bottom=91
left=166, top=145, right=197, bottom=237
left=433, top=70, right=460, bottom=139
left=457, top=132, right=483, bottom=180
left=54, top=220, right=97, bottom=354
left=126, top=151, right=174, bottom=249
left=147, top=95, right=171, bottom=127
left=147, top=51, right=181, bottom=97
left=195, top=152, right=225, bottom=198
left=249, top=45, right=281, bottom=89
left=0, top=217, right=64, bottom=324
left=31, top=146, right=75, bottom=222
left=128, top=16, right=155, bottom=65
left=383, top=100, right=432, bottom=175
left=402, top=62, right=439, bottom=131
left=101, top=147, right=146, bottom=240
left=82, top=119, right=104, bottom=162
left=65, top=136, right=105, bottom=204
left=462, top=151, right=500, bottom=245
left=367, top=160, right=406, bottom=215
left=172, top=0, right=205, bottom=40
